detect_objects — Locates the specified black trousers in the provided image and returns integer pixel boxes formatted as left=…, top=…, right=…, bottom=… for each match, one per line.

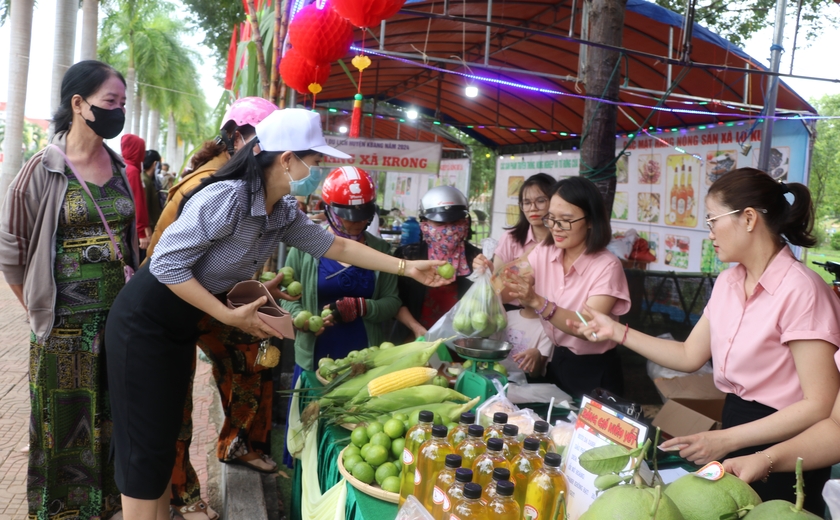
left=546, top=346, right=624, bottom=400
left=722, top=393, right=829, bottom=515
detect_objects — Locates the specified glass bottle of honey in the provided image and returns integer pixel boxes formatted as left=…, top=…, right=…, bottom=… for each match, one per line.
left=483, top=412, right=508, bottom=441
left=456, top=424, right=486, bottom=470
left=472, top=437, right=510, bottom=492
left=449, top=482, right=487, bottom=520
left=399, top=410, right=434, bottom=507
left=501, top=424, right=521, bottom=461
left=523, top=452, right=567, bottom=520
left=487, top=480, right=521, bottom=520
left=441, top=468, right=472, bottom=520
left=416, top=424, right=453, bottom=512
left=448, top=412, right=475, bottom=450
left=532, top=421, right=556, bottom=458
left=511, top=437, right=543, bottom=511
left=430, top=454, right=461, bottom=519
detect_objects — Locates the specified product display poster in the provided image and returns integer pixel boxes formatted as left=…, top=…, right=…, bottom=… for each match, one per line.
left=383, top=159, right=471, bottom=216
left=491, top=119, right=810, bottom=272
left=563, top=396, right=649, bottom=520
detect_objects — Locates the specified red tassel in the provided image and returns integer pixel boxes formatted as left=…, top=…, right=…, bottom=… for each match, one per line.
left=349, top=94, right=363, bottom=138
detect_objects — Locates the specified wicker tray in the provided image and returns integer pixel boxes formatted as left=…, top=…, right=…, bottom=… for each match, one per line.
left=337, top=446, right=400, bottom=503
left=315, top=371, right=330, bottom=386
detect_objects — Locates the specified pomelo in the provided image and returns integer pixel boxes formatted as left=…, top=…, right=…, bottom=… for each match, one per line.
left=580, top=485, right=684, bottom=520
left=744, top=458, right=820, bottom=519
left=664, top=472, right=761, bottom=520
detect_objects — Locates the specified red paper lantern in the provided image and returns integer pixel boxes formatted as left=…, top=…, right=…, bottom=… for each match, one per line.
left=280, top=48, right=331, bottom=95
left=289, top=4, right=354, bottom=63
left=330, top=0, right=406, bottom=28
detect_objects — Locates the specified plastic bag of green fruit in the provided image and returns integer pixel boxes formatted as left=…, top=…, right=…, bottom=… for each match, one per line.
left=428, top=270, right=507, bottom=340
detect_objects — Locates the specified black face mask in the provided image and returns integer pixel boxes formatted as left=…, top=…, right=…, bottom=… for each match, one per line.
left=83, top=100, right=126, bottom=139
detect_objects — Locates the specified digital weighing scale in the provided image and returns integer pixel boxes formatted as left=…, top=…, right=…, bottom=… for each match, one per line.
left=451, top=338, right=512, bottom=410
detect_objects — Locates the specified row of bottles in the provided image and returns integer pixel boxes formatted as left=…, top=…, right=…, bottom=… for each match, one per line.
left=667, top=163, right=697, bottom=227
left=398, top=410, right=567, bottom=519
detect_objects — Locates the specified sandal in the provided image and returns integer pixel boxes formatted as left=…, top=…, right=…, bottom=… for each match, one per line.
left=221, top=455, right=277, bottom=474
left=174, top=501, right=219, bottom=520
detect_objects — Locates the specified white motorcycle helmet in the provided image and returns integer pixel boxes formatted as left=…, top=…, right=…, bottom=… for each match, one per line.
left=419, top=186, right=469, bottom=222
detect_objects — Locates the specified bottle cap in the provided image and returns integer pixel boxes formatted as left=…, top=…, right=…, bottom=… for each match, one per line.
left=496, top=480, right=515, bottom=497
left=492, top=468, right=510, bottom=481
left=487, top=438, right=504, bottom=452
left=523, top=437, right=540, bottom=452
left=463, top=482, right=482, bottom=499
left=432, top=425, right=448, bottom=438
left=455, top=468, right=473, bottom=483
left=467, top=424, right=484, bottom=438
left=445, top=454, right=462, bottom=469
left=493, top=412, right=508, bottom=424
left=419, top=411, right=434, bottom=423
left=459, top=412, right=476, bottom=425
left=534, top=420, right=550, bottom=433
left=545, top=452, right=562, bottom=467
left=503, top=424, right=519, bottom=437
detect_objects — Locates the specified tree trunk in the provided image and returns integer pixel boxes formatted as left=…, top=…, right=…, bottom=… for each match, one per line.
left=166, top=111, right=177, bottom=168
left=131, top=89, right=142, bottom=135
left=0, top=0, right=35, bottom=196
left=50, top=0, right=78, bottom=118
left=246, top=0, right=270, bottom=99
left=580, top=0, right=627, bottom=215
left=125, top=67, right=136, bottom=136
left=80, top=0, right=98, bottom=60
left=148, top=108, right=161, bottom=152
left=140, top=96, right=149, bottom=144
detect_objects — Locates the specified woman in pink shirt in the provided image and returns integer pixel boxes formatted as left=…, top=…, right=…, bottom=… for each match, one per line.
left=573, top=168, right=840, bottom=514
left=500, top=176, right=631, bottom=398
left=490, top=173, right=555, bottom=269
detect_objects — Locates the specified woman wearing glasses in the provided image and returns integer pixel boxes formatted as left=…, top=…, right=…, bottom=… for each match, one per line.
left=501, top=176, right=631, bottom=398
left=571, top=168, right=840, bottom=514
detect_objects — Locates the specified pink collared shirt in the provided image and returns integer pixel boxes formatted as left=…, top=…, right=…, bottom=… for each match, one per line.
left=705, top=247, right=840, bottom=411
left=528, top=244, right=631, bottom=355
left=495, top=227, right=539, bottom=265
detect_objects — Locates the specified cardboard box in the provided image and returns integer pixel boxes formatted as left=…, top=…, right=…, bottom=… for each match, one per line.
left=652, top=373, right=726, bottom=438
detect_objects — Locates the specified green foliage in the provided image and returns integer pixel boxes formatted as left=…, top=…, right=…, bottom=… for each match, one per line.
left=810, top=94, right=840, bottom=221
left=830, top=231, right=840, bottom=251
left=653, top=0, right=837, bottom=48
left=0, top=119, right=47, bottom=162
left=181, top=0, right=246, bottom=74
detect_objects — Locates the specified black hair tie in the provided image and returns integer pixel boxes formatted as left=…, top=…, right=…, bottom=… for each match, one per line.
left=779, top=181, right=790, bottom=194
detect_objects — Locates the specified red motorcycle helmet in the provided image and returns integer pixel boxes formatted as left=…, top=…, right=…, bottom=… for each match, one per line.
left=321, top=166, right=377, bottom=222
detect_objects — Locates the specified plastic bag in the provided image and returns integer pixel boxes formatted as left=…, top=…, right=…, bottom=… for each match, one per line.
left=607, top=228, right=638, bottom=260
left=551, top=412, right=577, bottom=457
left=824, top=479, right=840, bottom=519
left=477, top=380, right=519, bottom=425
left=450, top=271, right=507, bottom=337
left=490, top=247, right=535, bottom=296
left=396, top=495, right=434, bottom=520
left=425, top=305, right=458, bottom=343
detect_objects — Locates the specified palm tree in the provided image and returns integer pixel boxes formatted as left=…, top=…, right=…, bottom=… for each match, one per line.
left=81, top=0, right=98, bottom=59
left=50, top=0, right=78, bottom=117
left=0, top=0, right=35, bottom=196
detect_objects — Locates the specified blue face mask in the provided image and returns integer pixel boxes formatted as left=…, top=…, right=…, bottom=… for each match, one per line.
left=287, top=155, right=330, bottom=197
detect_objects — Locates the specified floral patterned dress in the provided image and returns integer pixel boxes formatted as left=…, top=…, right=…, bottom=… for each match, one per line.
left=28, top=167, right=133, bottom=519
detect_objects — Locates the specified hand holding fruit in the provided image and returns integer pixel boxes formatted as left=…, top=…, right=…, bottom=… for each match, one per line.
left=661, top=430, right=733, bottom=466
left=330, top=297, right=366, bottom=323
left=293, top=310, right=333, bottom=336
left=722, top=453, right=772, bottom=484
left=259, top=266, right=302, bottom=301
left=404, top=259, right=453, bottom=287
left=503, top=272, right=538, bottom=308
left=471, top=253, right=494, bottom=275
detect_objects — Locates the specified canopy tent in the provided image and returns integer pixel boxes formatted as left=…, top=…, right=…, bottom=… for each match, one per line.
left=308, top=0, right=817, bottom=150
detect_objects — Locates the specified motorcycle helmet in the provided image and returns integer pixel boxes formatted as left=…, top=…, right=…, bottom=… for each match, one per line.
left=218, top=97, right=279, bottom=154
left=321, top=166, right=377, bottom=222
left=419, top=185, right=469, bottom=222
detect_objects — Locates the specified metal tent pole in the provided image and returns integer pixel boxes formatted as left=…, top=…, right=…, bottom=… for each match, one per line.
left=757, top=0, right=786, bottom=173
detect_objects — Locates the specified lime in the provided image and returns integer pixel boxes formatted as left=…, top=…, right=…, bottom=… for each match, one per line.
left=437, top=263, right=455, bottom=279
left=343, top=454, right=363, bottom=472
left=392, top=413, right=408, bottom=421
left=375, top=462, right=398, bottom=485
left=364, top=444, right=389, bottom=467
left=433, top=412, right=444, bottom=426
left=370, top=432, right=392, bottom=451
left=350, top=428, right=369, bottom=448
left=381, top=475, right=401, bottom=493
left=286, top=281, right=303, bottom=297
left=365, top=421, right=384, bottom=438
left=393, top=457, right=403, bottom=473
left=408, top=410, right=422, bottom=428
left=343, top=445, right=361, bottom=461
left=379, top=342, right=395, bottom=350
left=351, top=461, right=375, bottom=484
left=403, top=420, right=410, bottom=431
left=360, top=443, right=374, bottom=461
left=391, top=437, right=405, bottom=461
left=383, top=418, right=406, bottom=440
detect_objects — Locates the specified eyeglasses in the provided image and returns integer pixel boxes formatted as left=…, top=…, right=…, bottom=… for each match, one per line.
left=520, top=197, right=549, bottom=210
left=705, top=209, right=741, bottom=230
left=542, top=215, right=586, bottom=230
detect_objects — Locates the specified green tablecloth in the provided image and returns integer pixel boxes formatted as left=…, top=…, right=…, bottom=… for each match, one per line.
left=291, top=371, right=398, bottom=520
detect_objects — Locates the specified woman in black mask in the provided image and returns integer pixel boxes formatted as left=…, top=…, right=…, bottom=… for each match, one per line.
left=0, top=60, right=134, bottom=518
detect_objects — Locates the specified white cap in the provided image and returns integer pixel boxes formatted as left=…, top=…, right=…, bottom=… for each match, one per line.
left=255, top=108, right=351, bottom=159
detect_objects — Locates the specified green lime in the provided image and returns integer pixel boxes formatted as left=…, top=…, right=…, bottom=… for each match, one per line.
left=370, top=432, right=392, bottom=451
left=445, top=422, right=458, bottom=431
left=437, top=263, right=455, bottom=279
left=343, top=445, right=361, bottom=461
left=383, top=419, right=406, bottom=440
left=364, top=444, right=389, bottom=467
left=350, top=428, right=369, bottom=448
left=365, top=421, right=384, bottom=438
left=392, top=413, right=408, bottom=421
left=351, top=461, right=375, bottom=484
left=393, top=457, right=402, bottom=474
left=408, top=410, right=422, bottom=428
left=381, top=475, right=401, bottom=493
left=343, top=454, right=363, bottom=472
left=433, top=412, right=444, bottom=425
left=403, top=420, right=410, bottom=431
left=360, top=443, right=374, bottom=461
left=391, top=437, right=405, bottom=461
left=375, top=462, right=398, bottom=485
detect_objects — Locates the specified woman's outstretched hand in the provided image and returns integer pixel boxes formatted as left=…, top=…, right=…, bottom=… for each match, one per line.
left=406, top=260, right=454, bottom=287
left=566, top=304, right=619, bottom=342
left=472, top=254, right=494, bottom=275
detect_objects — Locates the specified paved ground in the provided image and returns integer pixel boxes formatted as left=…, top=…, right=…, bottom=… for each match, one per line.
left=0, top=280, right=219, bottom=519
